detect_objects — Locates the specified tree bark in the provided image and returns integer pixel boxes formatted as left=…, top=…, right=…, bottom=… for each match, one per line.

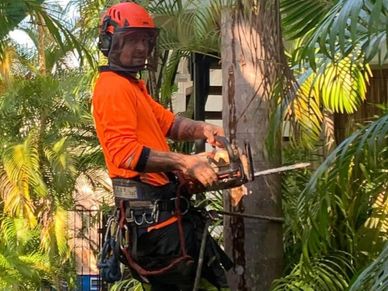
left=221, top=1, right=288, bottom=290
left=37, top=13, right=46, bottom=75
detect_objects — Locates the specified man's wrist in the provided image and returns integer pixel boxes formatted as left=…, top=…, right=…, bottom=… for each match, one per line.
left=169, top=116, right=206, bottom=141
left=134, top=147, right=151, bottom=172
left=142, top=149, right=187, bottom=173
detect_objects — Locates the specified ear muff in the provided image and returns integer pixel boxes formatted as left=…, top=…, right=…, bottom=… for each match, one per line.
left=98, top=16, right=112, bottom=57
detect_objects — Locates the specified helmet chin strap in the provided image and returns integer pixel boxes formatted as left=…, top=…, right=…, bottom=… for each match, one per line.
left=108, top=59, right=154, bottom=74
left=108, top=63, right=144, bottom=74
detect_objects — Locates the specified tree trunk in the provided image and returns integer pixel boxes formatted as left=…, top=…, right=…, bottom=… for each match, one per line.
left=221, top=1, right=288, bottom=290
left=37, top=14, right=46, bottom=74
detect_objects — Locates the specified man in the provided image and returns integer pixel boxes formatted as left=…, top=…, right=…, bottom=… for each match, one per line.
left=92, top=2, right=231, bottom=290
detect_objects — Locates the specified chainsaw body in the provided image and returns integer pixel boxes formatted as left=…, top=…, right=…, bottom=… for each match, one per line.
left=183, top=136, right=254, bottom=194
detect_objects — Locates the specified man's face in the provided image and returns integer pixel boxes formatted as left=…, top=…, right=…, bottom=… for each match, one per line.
left=110, top=30, right=154, bottom=69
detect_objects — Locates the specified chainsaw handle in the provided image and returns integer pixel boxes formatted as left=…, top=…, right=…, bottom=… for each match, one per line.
left=214, top=136, right=238, bottom=163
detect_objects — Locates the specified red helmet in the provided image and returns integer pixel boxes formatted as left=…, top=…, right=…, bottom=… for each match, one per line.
left=98, top=2, right=158, bottom=65
left=100, top=2, right=156, bottom=34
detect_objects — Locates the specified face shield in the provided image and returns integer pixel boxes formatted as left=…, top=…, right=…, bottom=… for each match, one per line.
left=108, top=28, right=158, bottom=73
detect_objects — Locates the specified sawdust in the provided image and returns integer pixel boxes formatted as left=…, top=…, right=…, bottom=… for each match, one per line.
left=230, top=185, right=248, bottom=206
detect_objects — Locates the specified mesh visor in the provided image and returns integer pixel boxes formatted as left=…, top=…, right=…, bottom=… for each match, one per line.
left=108, top=28, right=158, bottom=72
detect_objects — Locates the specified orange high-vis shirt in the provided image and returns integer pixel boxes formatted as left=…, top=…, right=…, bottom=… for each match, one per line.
left=92, top=71, right=175, bottom=186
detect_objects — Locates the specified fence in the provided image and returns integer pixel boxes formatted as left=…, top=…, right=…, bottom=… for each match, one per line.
left=69, top=207, right=109, bottom=291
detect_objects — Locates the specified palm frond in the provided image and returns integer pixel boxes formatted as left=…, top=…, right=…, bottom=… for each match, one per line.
left=28, top=0, right=94, bottom=67
left=302, top=0, right=388, bottom=63
left=349, top=242, right=388, bottom=291
left=0, top=215, right=50, bottom=288
left=150, top=1, right=220, bottom=55
left=286, top=54, right=371, bottom=146
left=280, top=0, right=334, bottom=40
left=1, top=133, right=52, bottom=226
left=44, top=137, right=77, bottom=195
left=0, top=0, right=43, bottom=58
left=280, top=0, right=377, bottom=150
left=54, top=206, right=70, bottom=258
left=110, top=277, right=142, bottom=291
left=0, top=216, right=18, bottom=246
left=0, top=253, right=13, bottom=270
left=159, top=50, right=188, bottom=106
left=272, top=251, right=353, bottom=291
left=1, top=0, right=94, bottom=66
left=296, top=114, right=388, bottom=263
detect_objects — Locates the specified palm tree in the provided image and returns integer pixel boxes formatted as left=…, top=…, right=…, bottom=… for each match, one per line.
left=0, top=71, right=96, bottom=288
left=280, top=0, right=387, bottom=148
left=219, top=0, right=294, bottom=289
left=0, top=0, right=106, bottom=288
left=274, top=111, right=388, bottom=290
left=272, top=0, right=388, bottom=289
left=0, top=0, right=94, bottom=66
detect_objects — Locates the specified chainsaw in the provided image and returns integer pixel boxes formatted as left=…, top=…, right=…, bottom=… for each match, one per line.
left=182, top=136, right=310, bottom=195
left=181, top=136, right=253, bottom=194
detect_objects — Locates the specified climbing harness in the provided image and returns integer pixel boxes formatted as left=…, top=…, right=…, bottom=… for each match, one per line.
left=98, top=175, right=233, bottom=289
left=118, top=200, right=192, bottom=279
left=111, top=177, right=194, bottom=282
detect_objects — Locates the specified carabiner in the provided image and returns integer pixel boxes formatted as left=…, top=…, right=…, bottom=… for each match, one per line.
left=134, top=214, right=145, bottom=226
left=151, top=199, right=160, bottom=223
left=103, top=215, right=115, bottom=242
left=171, top=196, right=190, bottom=215
left=144, top=212, right=154, bottom=224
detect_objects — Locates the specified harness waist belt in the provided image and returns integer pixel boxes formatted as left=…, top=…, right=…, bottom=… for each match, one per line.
left=123, top=199, right=179, bottom=212
left=112, top=178, right=139, bottom=200
left=112, top=177, right=177, bottom=201
left=113, top=178, right=189, bottom=230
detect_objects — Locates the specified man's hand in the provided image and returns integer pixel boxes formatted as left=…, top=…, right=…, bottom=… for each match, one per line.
left=182, top=154, right=218, bottom=187
left=143, top=150, right=217, bottom=187
left=203, top=123, right=225, bottom=147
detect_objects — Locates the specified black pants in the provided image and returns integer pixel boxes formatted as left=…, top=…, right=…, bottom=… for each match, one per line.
left=134, top=211, right=230, bottom=291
